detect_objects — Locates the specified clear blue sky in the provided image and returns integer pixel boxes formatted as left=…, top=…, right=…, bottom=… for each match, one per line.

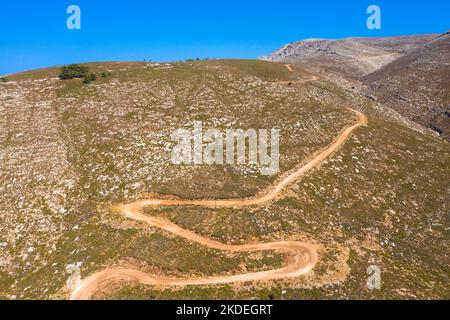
left=1, top=0, right=449, bottom=75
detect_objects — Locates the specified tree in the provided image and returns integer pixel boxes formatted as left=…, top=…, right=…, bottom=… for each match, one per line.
left=59, top=64, right=88, bottom=80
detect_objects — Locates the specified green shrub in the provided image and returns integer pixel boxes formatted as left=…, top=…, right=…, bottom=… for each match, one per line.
left=83, top=72, right=97, bottom=84
left=0, top=77, right=8, bottom=83
left=59, top=64, right=88, bottom=80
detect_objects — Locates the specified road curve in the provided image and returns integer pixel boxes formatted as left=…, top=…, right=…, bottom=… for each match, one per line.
left=69, top=108, right=367, bottom=300
left=285, top=64, right=294, bottom=72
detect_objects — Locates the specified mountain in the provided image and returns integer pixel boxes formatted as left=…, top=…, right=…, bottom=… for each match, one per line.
left=363, top=32, right=450, bottom=139
left=266, top=32, right=450, bottom=140
left=265, top=34, right=438, bottom=78
left=1, top=59, right=449, bottom=300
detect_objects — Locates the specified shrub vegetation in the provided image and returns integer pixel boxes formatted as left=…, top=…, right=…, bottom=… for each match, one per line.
left=83, top=72, right=97, bottom=84
left=59, top=64, right=88, bottom=80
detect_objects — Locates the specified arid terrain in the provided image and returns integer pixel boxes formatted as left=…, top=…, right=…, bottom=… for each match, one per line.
left=0, top=34, right=449, bottom=300
left=264, top=34, right=437, bottom=78
left=363, top=32, right=450, bottom=139
left=265, top=32, right=450, bottom=140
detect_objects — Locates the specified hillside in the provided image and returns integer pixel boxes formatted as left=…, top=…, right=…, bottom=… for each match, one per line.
left=363, top=32, right=450, bottom=139
left=264, top=34, right=437, bottom=78
left=0, top=60, right=449, bottom=300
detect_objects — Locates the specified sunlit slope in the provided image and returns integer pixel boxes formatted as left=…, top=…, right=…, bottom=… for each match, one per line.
left=0, top=60, right=448, bottom=300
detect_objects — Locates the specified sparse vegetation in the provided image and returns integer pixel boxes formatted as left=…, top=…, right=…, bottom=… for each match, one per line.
left=83, top=72, right=97, bottom=84
left=59, top=64, right=89, bottom=80
left=0, top=58, right=448, bottom=300
left=0, top=77, right=8, bottom=83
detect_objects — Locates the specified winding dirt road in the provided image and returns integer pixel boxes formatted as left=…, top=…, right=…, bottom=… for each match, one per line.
left=69, top=109, right=367, bottom=300
left=280, top=64, right=318, bottom=84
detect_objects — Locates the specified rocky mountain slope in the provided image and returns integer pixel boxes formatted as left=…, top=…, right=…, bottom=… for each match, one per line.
left=363, top=32, right=450, bottom=139
left=0, top=60, right=449, bottom=300
left=264, top=34, right=437, bottom=78
left=265, top=32, right=449, bottom=141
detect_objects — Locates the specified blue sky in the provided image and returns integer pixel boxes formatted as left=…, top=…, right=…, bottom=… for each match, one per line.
left=0, top=0, right=449, bottom=75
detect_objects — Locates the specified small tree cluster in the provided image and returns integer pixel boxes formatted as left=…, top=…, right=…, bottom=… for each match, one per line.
left=59, top=64, right=88, bottom=80
left=83, top=72, right=97, bottom=84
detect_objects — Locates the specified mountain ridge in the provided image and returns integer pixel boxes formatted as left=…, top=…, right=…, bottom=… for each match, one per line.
left=264, top=32, right=450, bottom=140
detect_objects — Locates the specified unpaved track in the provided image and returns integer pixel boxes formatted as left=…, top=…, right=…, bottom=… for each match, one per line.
left=106, top=109, right=366, bottom=209
left=285, top=64, right=294, bottom=72
left=281, top=64, right=318, bottom=84
left=70, top=109, right=367, bottom=300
